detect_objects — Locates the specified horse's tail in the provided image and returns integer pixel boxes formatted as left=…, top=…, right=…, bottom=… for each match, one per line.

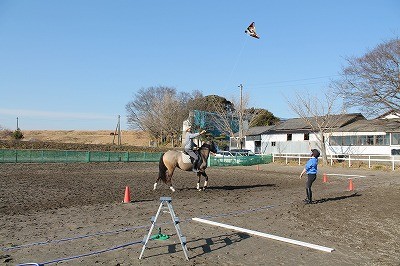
left=158, top=153, right=168, bottom=183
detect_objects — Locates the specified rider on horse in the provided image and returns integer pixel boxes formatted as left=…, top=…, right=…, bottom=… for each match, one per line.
left=184, top=126, right=206, bottom=172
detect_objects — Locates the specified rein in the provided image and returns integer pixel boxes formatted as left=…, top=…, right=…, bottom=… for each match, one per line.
left=201, top=143, right=212, bottom=150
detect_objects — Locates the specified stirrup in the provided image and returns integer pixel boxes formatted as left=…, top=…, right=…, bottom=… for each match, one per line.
left=192, top=167, right=199, bottom=173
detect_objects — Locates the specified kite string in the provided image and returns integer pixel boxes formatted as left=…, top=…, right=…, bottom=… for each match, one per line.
left=223, top=37, right=249, bottom=92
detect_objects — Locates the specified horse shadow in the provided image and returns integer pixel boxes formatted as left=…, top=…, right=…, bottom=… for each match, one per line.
left=142, top=232, right=250, bottom=259
left=205, top=184, right=276, bottom=191
left=314, top=193, right=361, bottom=204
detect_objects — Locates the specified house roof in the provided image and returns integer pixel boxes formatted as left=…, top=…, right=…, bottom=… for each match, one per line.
left=339, top=118, right=400, bottom=132
left=376, top=110, right=400, bottom=119
left=245, top=125, right=274, bottom=136
left=270, top=113, right=365, bottom=132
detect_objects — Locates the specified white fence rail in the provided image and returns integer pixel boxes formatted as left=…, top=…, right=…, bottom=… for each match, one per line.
left=272, top=153, right=400, bottom=171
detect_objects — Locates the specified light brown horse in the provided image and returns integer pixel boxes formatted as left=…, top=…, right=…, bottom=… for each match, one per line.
left=154, top=141, right=217, bottom=192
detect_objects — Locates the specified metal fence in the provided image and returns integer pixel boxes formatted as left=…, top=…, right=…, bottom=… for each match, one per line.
left=0, top=149, right=163, bottom=163
left=272, top=153, right=400, bottom=171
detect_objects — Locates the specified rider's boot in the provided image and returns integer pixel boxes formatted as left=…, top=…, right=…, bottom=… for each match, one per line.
left=192, top=159, right=199, bottom=172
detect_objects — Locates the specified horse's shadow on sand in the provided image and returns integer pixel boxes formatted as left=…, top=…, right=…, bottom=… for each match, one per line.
left=142, top=232, right=250, bottom=259
left=314, top=193, right=361, bottom=204
left=199, top=184, right=276, bottom=191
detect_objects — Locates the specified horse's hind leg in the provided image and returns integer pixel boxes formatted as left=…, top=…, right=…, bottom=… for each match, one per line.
left=153, top=177, right=160, bottom=190
left=165, top=167, right=176, bottom=192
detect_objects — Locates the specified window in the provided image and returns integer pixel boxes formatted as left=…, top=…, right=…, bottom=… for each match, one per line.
left=343, top=136, right=351, bottom=146
left=329, top=136, right=341, bottom=145
left=358, top=135, right=367, bottom=145
left=375, top=135, right=387, bottom=145
left=392, top=133, right=400, bottom=145
left=304, top=133, right=309, bottom=140
left=271, top=141, right=276, bottom=147
left=366, top=135, right=374, bottom=145
left=330, top=134, right=391, bottom=146
left=287, top=134, right=292, bottom=141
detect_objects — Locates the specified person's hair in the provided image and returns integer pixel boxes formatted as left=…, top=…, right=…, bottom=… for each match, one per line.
left=311, top=149, right=320, bottom=158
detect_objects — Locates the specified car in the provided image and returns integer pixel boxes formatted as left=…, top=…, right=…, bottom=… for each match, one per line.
left=214, top=151, right=235, bottom=158
left=213, top=150, right=257, bottom=165
left=229, top=149, right=255, bottom=156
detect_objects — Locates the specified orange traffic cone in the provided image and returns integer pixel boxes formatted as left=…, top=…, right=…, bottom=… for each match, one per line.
left=348, top=179, right=354, bottom=191
left=123, top=186, right=131, bottom=203
left=323, top=173, right=328, bottom=183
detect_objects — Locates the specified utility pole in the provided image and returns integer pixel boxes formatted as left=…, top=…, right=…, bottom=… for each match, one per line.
left=238, top=84, right=243, bottom=149
left=16, top=117, right=19, bottom=130
left=113, top=115, right=121, bottom=146
left=117, top=115, right=121, bottom=146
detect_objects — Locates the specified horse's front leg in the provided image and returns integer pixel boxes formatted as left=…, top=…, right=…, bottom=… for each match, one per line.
left=197, top=172, right=208, bottom=191
left=202, top=172, right=209, bottom=191
left=196, top=172, right=201, bottom=191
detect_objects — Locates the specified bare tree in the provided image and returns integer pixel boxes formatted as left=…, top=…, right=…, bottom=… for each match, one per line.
left=333, top=37, right=400, bottom=116
left=125, top=86, right=192, bottom=146
left=286, top=90, right=346, bottom=164
left=210, top=91, right=263, bottom=148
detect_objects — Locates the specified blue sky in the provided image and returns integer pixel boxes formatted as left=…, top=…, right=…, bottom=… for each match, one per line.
left=0, top=0, right=399, bottom=130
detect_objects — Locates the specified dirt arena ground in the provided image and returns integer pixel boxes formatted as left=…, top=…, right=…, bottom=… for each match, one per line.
left=1, top=162, right=399, bottom=265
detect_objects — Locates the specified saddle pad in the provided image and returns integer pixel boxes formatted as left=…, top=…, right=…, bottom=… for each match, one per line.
left=181, top=153, right=192, bottom=164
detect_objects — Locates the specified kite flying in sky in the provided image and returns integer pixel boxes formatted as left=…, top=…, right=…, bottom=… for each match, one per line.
left=245, top=22, right=260, bottom=39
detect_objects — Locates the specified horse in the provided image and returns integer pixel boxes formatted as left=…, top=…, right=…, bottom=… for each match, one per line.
left=154, top=140, right=218, bottom=192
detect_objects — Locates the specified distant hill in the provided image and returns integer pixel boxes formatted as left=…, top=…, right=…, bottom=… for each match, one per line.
left=11, top=130, right=151, bottom=146
left=0, top=130, right=168, bottom=152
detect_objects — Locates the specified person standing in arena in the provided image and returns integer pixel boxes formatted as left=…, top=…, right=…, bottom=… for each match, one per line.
left=299, top=149, right=320, bottom=204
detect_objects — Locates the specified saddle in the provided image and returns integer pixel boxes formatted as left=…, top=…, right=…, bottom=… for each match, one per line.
left=182, top=150, right=203, bottom=167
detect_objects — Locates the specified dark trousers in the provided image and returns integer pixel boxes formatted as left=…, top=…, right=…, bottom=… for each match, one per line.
left=306, top=174, right=317, bottom=189
left=185, top=149, right=198, bottom=161
left=305, top=174, right=317, bottom=203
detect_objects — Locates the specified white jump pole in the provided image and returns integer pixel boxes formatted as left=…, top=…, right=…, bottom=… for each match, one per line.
left=325, top=174, right=366, bottom=178
left=192, top=217, right=334, bottom=253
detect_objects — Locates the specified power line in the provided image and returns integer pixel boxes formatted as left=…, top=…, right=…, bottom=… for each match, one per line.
left=246, top=74, right=342, bottom=88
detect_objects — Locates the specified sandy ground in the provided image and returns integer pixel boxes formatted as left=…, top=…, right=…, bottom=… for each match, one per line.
left=0, top=162, right=399, bottom=266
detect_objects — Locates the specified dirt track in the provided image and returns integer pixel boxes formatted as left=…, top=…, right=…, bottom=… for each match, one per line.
left=1, top=162, right=399, bottom=265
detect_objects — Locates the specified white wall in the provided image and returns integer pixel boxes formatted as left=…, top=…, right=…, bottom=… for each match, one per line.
left=260, top=133, right=319, bottom=154
left=260, top=132, right=394, bottom=155
left=244, top=140, right=255, bottom=152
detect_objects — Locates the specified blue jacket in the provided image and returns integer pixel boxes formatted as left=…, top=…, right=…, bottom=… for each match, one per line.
left=305, top=157, right=318, bottom=174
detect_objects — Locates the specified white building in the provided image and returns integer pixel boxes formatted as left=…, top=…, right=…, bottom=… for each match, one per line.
left=241, top=112, right=400, bottom=156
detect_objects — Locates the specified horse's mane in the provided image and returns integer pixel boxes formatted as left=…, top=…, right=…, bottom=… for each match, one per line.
left=200, top=140, right=216, bottom=153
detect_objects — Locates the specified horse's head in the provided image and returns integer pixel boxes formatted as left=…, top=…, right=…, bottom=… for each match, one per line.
left=202, top=140, right=218, bottom=154
left=209, top=141, right=218, bottom=154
